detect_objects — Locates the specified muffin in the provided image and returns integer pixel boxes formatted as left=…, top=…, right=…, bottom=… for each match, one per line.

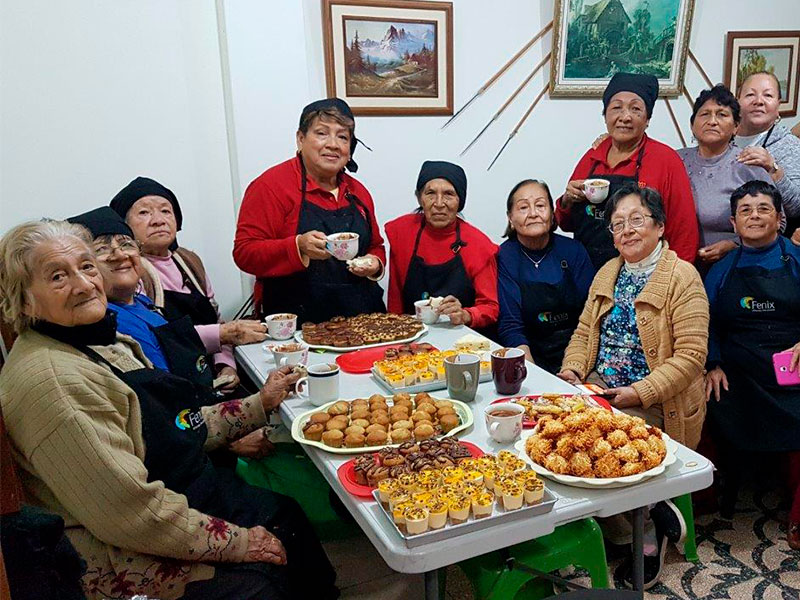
left=322, top=430, right=344, bottom=448
left=418, top=403, right=438, bottom=416
left=366, top=430, right=388, bottom=446
left=439, top=414, right=461, bottom=433
left=344, top=425, right=366, bottom=437
left=411, top=411, right=433, bottom=423
left=397, top=441, right=420, bottom=456
left=434, top=399, right=454, bottom=410
left=413, top=423, right=435, bottom=440
left=303, top=422, right=324, bottom=442
left=391, top=428, right=412, bottom=443
left=365, top=423, right=388, bottom=435
left=366, top=465, right=390, bottom=486
left=350, top=408, right=371, bottom=421
left=390, top=412, right=410, bottom=424
left=344, top=433, right=365, bottom=448
left=392, top=419, right=413, bottom=431
left=368, top=394, right=386, bottom=405
left=371, top=414, right=391, bottom=427
left=325, top=418, right=348, bottom=432
left=309, top=412, right=331, bottom=425
left=436, top=407, right=456, bottom=418
left=392, top=393, right=412, bottom=404
left=328, top=401, right=350, bottom=416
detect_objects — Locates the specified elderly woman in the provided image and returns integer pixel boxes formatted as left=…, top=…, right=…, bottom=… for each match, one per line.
left=0, top=221, right=338, bottom=600
left=497, top=179, right=594, bottom=372
left=678, top=85, right=772, bottom=267
left=234, top=98, right=386, bottom=323
left=110, top=177, right=266, bottom=394
left=558, top=184, right=709, bottom=587
left=556, top=72, right=699, bottom=268
left=704, top=181, right=800, bottom=548
left=384, top=161, right=499, bottom=330
left=735, top=71, right=800, bottom=236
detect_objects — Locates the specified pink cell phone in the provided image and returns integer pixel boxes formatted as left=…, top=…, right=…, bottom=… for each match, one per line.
left=773, top=351, right=800, bottom=386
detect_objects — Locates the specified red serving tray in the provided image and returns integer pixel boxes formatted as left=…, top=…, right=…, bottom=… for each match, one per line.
left=335, top=343, right=439, bottom=374
left=337, top=440, right=484, bottom=498
left=490, top=394, right=613, bottom=429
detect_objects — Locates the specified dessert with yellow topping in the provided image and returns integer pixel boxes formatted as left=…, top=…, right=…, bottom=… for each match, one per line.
left=393, top=501, right=412, bottom=526
left=472, top=491, right=495, bottom=518
left=448, top=494, right=471, bottom=524
left=389, top=490, right=410, bottom=512
left=427, top=499, right=448, bottom=529
left=502, top=482, right=524, bottom=510
left=523, top=478, right=545, bottom=505
left=465, top=469, right=484, bottom=487
left=481, top=466, right=499, bottom=491
left=404, top=506, right=430, bottom=535
left=378, top=478, right=399, bottom=504
left=397, top=472, right=418, bottom=492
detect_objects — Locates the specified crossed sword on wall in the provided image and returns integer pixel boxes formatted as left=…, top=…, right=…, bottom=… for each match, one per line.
left=446, top=20, right=715, bottom=170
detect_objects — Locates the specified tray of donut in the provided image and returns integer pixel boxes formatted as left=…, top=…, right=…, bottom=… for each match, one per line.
left=291, top=393, right=473, bottom=455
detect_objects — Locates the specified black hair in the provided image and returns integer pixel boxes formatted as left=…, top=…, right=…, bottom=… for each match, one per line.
left=503, top=179, right=556, bottom=238
left=605, top=183, right=667, bottom=230
left=690, top=84, right=740, bottom=126
left=738, top=70, right=783, bottom=100
left=729, top=180, right=783, bottom=215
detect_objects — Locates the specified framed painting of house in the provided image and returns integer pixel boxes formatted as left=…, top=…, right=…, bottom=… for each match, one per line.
left=724, top=31, right=800, bottom=117
left=322, top=0, right=453, bottom=116
left=550, top=0, right=695, bottom=97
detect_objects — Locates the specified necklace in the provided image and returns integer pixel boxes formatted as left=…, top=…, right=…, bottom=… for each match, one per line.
left=521, top=246, right=550, bottom=269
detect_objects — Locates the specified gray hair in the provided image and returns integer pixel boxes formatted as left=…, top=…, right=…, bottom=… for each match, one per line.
left=605, top=184, right=667, bottom=229
left=0, top=220, right=93, bottom=333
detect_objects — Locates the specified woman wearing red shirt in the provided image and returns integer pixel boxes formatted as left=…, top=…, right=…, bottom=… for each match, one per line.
left=385, top=161, right=499, bottom=330
left=234, top=98, right=386, bottom=323
left=556, top=73, right=699, bottom=269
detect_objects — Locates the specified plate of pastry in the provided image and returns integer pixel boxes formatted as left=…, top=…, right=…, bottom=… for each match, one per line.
left=295, top=313, right=427, bottom=352
left=490, top=394, right=613, bottom=429
left=335, top=342, right=439, bottom=374
left=291, top=393, right=474, bottom=454
left=371, top=349, right=492, bottom=394
left=515, top=407, right=677, bottom=489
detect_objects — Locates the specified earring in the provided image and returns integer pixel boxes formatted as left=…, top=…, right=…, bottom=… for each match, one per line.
left=776, top=115, right=782, bottom=124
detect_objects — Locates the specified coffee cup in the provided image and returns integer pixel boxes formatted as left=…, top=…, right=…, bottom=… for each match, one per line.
left=296, top=363, right=340, bottom=407
left=414, top=299, right=439, bottom=324
left=491, top=347, right=527, bottom=396
left=444, top=353, right=480, bottom=403
left=583, top=179, right=610, bottom=204
left=265, top=342, right=309, bottom=367
left=484, top=402, right=524, bottom=443
left=326, top=232, right=359, bottom=261
left=265, top=313, right=297, bottom=340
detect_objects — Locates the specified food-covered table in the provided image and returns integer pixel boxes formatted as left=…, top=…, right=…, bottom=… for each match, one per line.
left=235, top=321, right=713, bottom=598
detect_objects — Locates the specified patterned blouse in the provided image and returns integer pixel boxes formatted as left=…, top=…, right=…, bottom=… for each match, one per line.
left=595, top=267, right=651, bottom=387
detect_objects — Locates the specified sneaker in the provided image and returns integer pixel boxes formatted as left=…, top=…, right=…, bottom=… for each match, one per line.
left=615, top=529, right=667, bottom=591
left=651, top=499, right=687, bottom=552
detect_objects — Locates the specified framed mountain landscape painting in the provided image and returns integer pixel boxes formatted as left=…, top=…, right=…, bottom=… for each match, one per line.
left=550, top=0, right=695, bottom=97
left=322, top=0, right=453, bottom=115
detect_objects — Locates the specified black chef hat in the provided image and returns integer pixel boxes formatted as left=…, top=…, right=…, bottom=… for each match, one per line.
left=68, top=206, right=134, bottom=240
left=299, top=98, right=368, bottom=173
left=415, top=161, right=468, bottom=211
left=602, top=72, right=659, bottom=118
left=109, top=177, right=183, bottom=231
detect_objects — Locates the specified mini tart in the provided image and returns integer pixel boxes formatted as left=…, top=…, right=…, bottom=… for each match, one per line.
left=427, top=499, right=448, bottom=529
left=481, top=466, right=499, bottom=491
left=404, top=506, right=430, bottom=535
left=458, top=458, right=479, bottom=471
left=378, top=478, right=399, bottom=503
left=412, top=492, right=432, bottom=506
left=441, top=466, right=465, bottom=480
left=417, top=470, right=442, bottom=487
left=504, top=457, right=527, bottom=473
left=472, top=492, right=495, bottom=518
left=523, top=478, right=545, bottom=505
left=448, top=495, right=471, bottom=524
left=419, top=371, right=435, bottom=383
left=389, top=491, right=411, bottom=512
left=402, top=369, right=416, bottom=386
left=502, top=483, right=524, bottom=511
left=393, top=501, right=413, bottom=526
left=478, top=455, right=497, bottom=470
left=387, top=374, right=405, bottom=388
left=497, top=450, right=516, bottom=466
left=515, top=470, right=538, bottom=485
left=465, top=470, right=484, bottom=487
left=494, top=475, right=515, bottom=498
left=458, top=481, right=482, bottom=499
left=397, top=472, right=418, bottom=492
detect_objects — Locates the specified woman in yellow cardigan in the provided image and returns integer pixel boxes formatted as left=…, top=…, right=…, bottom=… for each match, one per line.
left=558, top=183, right=709, bottom=589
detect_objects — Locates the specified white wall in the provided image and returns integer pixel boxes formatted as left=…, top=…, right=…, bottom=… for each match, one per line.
left=3, top=0, right=799, bottom=317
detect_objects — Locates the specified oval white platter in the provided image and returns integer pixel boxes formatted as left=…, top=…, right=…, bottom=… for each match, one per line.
left=291, top=396, right=473, bottom=455
left=294, top=324, right=428, bottom=353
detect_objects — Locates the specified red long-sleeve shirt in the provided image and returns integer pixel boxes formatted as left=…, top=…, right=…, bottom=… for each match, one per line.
left=555, top=135, right=699, bottom=263
left=234, top=156, right=386, bottom=306
left=384, top=213, right=499, bottom=329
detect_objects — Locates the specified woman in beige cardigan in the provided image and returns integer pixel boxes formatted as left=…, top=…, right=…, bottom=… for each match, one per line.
left=0, top=220, right=336, bottom=600
left=558, top=184, right=709, bottom=589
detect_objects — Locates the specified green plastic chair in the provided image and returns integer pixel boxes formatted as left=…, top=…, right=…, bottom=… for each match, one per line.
left=672, top=493, right=698, bottom=562
left=458, top=518, right=609, bottom=600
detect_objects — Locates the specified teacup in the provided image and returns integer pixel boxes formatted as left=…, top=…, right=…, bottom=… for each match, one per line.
left=444, top=353, right=480, bottom=403
left=265, top=341, right=309, bottom=367
left=491, top=347, right=527, bottom=396
left=265, top=313, right=297, bottom=340
left=583, top=178, right=610, bottom=204
left=414, top=299, right=439, bottom=324
left=326, top=232, right=359, bottom=261
left=484, top=402, right=525, bottom=443
left=297, top=363, right=340, bottom=407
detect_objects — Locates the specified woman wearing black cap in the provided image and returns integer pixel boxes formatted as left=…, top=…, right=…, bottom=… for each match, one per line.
left=110, top=177, right=267, bottom=394
left=555, top=72, right=699, bottom=269
left=385, top=161, right=499, bottom=329
left=234, top=98, right=386, bottom=323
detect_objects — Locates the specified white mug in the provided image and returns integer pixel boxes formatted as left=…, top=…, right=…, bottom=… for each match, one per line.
left=414, top=299, right=439, bottom=324
left=296, top=363, right=340, bottom=407
left=265, top=342, right=308, bottom=367
left=583, top=178, right=610, bottom=204
left=265, top=313, right=297, bottom=340
left=484, top=402, right=524, bottom=443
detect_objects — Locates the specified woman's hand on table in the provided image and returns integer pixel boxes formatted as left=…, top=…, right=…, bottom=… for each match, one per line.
left=229, top=427, right=274, bottom=459
left=348, top=254, right=381, bottom=278
left=245, top=526, right=287, bottom=565
left=604, top=386, right=642, bottom=409
left=259, top=366, right=301, bottom=413
left=220, top=320, right=268, bottom=346
left=298, top=230, right=330, bottom=261
left=697, top=240, right=738, bottom=264
left=705, top=366, right=729, bottom=402
left=562, top=180, right=587, bottom=209
left=215, top=365, right=240, bottom=393
left=437, top=296, right=471, bottom=326
left=556, top=369, right=581, bottom=385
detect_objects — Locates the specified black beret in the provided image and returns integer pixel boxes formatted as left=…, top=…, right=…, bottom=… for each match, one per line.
left=299, top=98, right=360, bottom=173
left=602, top=72, right=659, bottom=118
left=109, top=177, right=183, bottom=230
left=67, top=207, right=133, bottom=240
left=415, top=161, right=468, bottom=211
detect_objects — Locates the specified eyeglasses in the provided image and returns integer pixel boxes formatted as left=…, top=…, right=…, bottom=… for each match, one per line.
left=94, top=239, right=140, bottom=259
left=735, top=204, right=776, bottom=218
left=607, top=213, right=654, bottom=234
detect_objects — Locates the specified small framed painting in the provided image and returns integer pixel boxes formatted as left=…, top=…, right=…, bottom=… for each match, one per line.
left=322, top=0, right=453, bottom=116
left=724, top=30, right=800, bottom=117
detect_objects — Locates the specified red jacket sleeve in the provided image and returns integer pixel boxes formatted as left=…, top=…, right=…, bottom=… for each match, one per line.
left=660, top=152, right=700, bottom=263
left=385, top=219, right=406, bottom=314
left=233, top=178, right=306, bottom=278
left=359, top=187, right=387, bottom=266
left=465, top=244, right=500, bottom=329
left=555, top=150, right=594, bottom=232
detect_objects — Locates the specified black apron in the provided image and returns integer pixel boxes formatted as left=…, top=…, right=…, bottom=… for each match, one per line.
left=572, top=141, right=646, bottom=269
left=149, top=314, right=215, bottom=390
left=161, top=259, right=219, bottom=326
left=401, top=219, right=476, bottom=314
left=710, top=237, right=800, bottom=451
left=258, top=163, right=385, bottom=324
left=518, top=244, right=583, bottom=374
